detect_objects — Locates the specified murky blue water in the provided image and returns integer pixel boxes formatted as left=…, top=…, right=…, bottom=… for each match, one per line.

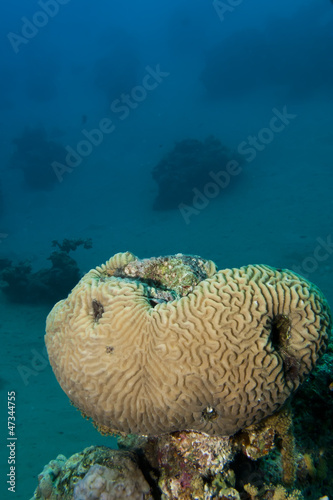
left=0, top=1, right=332, bottom=498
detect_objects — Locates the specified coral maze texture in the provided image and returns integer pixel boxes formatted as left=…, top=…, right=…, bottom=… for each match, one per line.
left=45, top=252, right=331, bottom=437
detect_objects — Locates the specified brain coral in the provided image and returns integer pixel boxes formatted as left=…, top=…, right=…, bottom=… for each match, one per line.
left=45, top=252, right=332, bottom=437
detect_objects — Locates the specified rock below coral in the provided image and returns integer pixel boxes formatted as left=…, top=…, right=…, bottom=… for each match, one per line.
left=30, top=446, right=151, bottom=500
left=150, top=432, right=235, bottom=499
left=73, top=462, right=150, bottom=499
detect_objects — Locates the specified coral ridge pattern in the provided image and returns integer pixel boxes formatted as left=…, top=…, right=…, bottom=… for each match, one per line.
left=45, top=252, right=332, bottom=437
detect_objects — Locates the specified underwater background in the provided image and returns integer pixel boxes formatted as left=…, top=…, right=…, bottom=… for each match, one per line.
left=0, top=0, right=333, bottom=498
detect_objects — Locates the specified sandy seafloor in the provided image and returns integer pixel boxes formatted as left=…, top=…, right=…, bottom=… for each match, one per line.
left=0, top=68, right=333, bottom=499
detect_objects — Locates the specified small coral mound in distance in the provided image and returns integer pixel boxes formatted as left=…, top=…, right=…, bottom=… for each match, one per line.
left=11, top=126, right=67, bottom=190
left=0, top=238, right=92, bottom=304
left=45, top=252, right=332, bottom=437
left=152, top=136, right=243, bottom=210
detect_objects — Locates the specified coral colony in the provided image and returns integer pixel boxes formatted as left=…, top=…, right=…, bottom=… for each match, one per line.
left=29, top=251, right=333, bottom=499
left=0, top=238, right=92, bottom=304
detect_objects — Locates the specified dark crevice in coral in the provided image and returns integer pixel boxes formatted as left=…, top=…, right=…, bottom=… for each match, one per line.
left=269, top=314, right=291, bottom=350
left=201, top=406, right=218, bottom=422
left=149, top=298, right=165, bottom=308
left=282, top=353, right=301, bottom=383
left=136, top=453, right=162, bottom=500
left=232, top=453, right=266, bottom=497
left=268, top=314, right=300, bottom=384
left=113, top=269, right=170, bottom=291
left=92, top=299, right=104, bottom=321
left=113, top=271, right=176, bottom=298
left=118, top=436, right=162, bottom=499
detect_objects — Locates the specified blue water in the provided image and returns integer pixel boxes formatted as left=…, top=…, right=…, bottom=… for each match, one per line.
left=0, top=0, right=333, bottom=498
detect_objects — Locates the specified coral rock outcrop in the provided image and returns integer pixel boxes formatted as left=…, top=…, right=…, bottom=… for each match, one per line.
left=29, top=446, right=151, bottom=500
